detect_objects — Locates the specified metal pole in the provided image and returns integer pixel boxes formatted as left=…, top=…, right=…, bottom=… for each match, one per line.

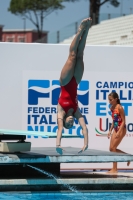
left=57, top=31, right=60, bottom=43
left=121, top=0, right=123, bottom=16
left=23, top=18, right=26, bottom=42
left=130, top=7, right=133, bottom=14
left=108, top=14, right=111, bottom=19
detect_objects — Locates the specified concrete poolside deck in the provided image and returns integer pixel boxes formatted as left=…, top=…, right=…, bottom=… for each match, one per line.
left=0, top=170, right=132, bottom=191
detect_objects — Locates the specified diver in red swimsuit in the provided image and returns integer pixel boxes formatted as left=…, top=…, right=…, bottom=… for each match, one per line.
left=56, top=18, right=92, bottom=152
left=108, top=92, right=130, bottom=173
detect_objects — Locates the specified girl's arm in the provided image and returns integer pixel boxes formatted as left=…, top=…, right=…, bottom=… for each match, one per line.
left=108, top=107, right=114, bottom=138
left=116, top=105, right=126, bottom=137
left=74, top=109, right=88, bottom=151
left=107, top=121, right=114, bottom=139
left=56, top=104, right=64, bottom=146
left=109, top=121, right=114, bottom=133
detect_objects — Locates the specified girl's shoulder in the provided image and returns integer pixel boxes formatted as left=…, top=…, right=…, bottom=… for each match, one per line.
left=117, top=104, right=123, bottom=110
left=112, top=104, right=124, bottom=115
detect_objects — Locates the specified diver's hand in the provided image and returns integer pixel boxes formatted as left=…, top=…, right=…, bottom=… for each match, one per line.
left=78, top=144, right=88, bottom=153
left=56, top=145, right=65, bottom=155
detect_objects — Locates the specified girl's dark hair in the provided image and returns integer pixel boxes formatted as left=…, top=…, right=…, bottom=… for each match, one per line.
left=63, top=119, right=69, bottom=129
left=63, top=116, right=73, bottom=129
left=108, top=92, right=121, bottom=104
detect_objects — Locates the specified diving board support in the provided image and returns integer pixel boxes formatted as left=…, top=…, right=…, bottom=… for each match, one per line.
left=0, top=142, right=31, bottom=153
left=0, top=129, right=80, bottom=138
left=0, top=129, right=80, bottom=152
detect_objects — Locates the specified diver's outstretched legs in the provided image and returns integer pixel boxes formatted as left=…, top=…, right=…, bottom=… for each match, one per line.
left=60, top=18, right=90, bottom=86
left=74, top=19, right=92, bottom=84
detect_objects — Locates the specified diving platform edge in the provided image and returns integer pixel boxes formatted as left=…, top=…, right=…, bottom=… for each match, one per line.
left=0, top=147, right=133, bottom=164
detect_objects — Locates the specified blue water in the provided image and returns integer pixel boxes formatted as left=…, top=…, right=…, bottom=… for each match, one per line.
left=1, top=166, right=132, bottom=199
left=0, top=192, right=133, bottom=200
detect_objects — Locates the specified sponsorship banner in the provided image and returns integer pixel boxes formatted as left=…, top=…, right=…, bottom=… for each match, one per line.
left=22, top=71, right=133, bottom=152
left=89, top=72, right=133, bottom=151
left=22, top=71, right=89, bottom=148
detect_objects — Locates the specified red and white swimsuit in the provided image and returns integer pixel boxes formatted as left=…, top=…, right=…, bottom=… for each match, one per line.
left=58, top=76, right=78, bottom=113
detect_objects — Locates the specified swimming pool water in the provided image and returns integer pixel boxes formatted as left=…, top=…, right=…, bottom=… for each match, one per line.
left=0, top=192, right=133, bottom=200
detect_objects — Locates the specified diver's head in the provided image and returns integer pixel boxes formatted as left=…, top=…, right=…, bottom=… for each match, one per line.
left=63, top=115, right=74, bottom=129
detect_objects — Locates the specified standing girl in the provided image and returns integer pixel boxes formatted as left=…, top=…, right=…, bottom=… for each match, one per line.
left=108, top=92, right=129, bottom=173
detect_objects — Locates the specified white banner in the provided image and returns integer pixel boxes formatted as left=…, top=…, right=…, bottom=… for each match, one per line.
left=0, top=43, right=133, bottom=169
left=89, top=72, right=133, bottom=151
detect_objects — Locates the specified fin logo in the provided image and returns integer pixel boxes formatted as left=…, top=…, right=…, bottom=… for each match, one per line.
left=28, top=80, right=89, bottom=106
left=77, top=80, right=89, bottom=105
left=28, top=80, right=50, bottom=105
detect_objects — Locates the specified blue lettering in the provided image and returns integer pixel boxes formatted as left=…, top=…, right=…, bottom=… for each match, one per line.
left=47, top=126, right=51, bottom=132
left=96, top=103, right=106, bottom=116
left=39, top=115, right=48, bottom=124
left=96, top=90, right=99, bottom=100
left=68, top=126, right=76, bottom=134
left=127, top=123, right=133, bottom=132
left=45, top=107, right=50, bottom=113
left=33, top=107, right=38, bottom=113
left=53, top=126, right=59, bottom=132
left=95, top=82, right=133, bottom=89
left=78, top=107, right=88, bottom=114
left=51, top=107, right=57, bottom=113
left=118, top=82, right=124, bottom=88
left=103, top=82, right=109, bottom=88
left=128, top=90, right=132, bottom=100
left=129, top=82, right=133, bottom=89
left=39, top=107, right=44, bottom=113
left=108, top=104, right=112, bottom=116
left=27, top=126, right=40, bottom=138
left=125, top=82, right=127, bottom=88
left=49, top=115, right=56, bottom=124
left=101, top=90, right=109, bottom=100
left=84, top=108, right=88, bottom=114
left=28, top=107, right=32, bottom=113
left=120, top=90, right=127, bottom=100
left=121, top=103, right=132, bottom=116
left=111, top=89, right=116, bottom=93
left=110, top=82, right=117, bottom=88
left=96, top=81, right=102, bottom=88
left=32, top=115, right=39, bottom=124
left=28, top=115, right=31, bottom=124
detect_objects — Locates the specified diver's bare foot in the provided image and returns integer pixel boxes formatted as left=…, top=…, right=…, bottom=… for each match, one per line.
left=107, top=169, right=118, bottom=174
left=86, top=17, right=92, bottom=28
left=127, top=161, right=130, bottom=166
left=79, top=18, right=91, bottom=31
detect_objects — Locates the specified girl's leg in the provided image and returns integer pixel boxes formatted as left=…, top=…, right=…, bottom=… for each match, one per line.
left=60, top=19, right=89, bottom=86
left=74, top=19, right=91, bottom=84
left=110, top=128, right=126, bottom=153
left=108, top=128, right=126, bottom=173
